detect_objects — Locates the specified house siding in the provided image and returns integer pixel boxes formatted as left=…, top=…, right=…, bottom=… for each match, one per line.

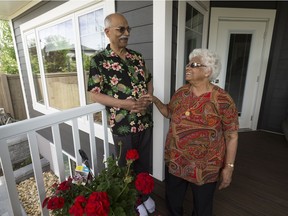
left=115, top=0, right=153, bottom=75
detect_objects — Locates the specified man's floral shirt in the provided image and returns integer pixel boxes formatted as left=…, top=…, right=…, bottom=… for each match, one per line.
left=87, top=44, right=153, bottom=136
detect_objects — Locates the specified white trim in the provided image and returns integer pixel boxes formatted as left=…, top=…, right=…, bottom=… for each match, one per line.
left=208, top=8, right=276, bottom=130
left=153, top=0, right=173, bottom=181
left=9, top=20, right=30, bottom=119
left=175, top=0, right=210, bottom=90
left=21, top=0, right=103, bottom=32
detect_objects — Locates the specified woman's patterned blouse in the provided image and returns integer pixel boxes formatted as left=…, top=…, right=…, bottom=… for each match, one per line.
left=87, top=44, right=153, bottom=136
left=165, top=84, right=239, bottom=185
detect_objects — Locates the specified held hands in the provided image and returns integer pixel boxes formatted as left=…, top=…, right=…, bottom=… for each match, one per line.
left=125, top=94, right=153, bottom=113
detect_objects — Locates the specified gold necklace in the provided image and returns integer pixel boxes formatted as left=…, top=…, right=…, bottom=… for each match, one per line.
left=184, top=84, right=212, bottom=117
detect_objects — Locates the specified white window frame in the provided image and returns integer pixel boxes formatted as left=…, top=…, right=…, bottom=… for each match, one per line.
left=175, top=0, right=210, bottom=90
left=21, top=0, right=115, bottom=115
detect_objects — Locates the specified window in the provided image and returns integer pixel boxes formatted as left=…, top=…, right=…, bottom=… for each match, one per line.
left=39, top=19, right=79, bottom=110
left=225, top=34, right=252, bottom=115
left=184, top=3, right=204, bottom=66
left=175, top=1, right=209, bottom=90
left=21, top=1, right=113, bottom=113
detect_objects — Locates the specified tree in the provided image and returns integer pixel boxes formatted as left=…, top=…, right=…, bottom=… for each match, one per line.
left=0, top=20, right=18, bottom=74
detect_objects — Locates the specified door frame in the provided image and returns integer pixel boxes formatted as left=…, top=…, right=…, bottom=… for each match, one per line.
left=208, top=8, right=276, bottom=130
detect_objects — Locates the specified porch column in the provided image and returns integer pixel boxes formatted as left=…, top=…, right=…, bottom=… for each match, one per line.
left=152, top=0, right=172, bottom=181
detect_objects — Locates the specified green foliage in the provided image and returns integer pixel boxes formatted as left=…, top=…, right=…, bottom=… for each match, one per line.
left=0, top=20, right=18, bottom=74
left=44, top=152, right=139, bottom=216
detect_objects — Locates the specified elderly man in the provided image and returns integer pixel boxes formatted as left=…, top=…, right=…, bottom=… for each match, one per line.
left=87, top=13, right=154, bottom=215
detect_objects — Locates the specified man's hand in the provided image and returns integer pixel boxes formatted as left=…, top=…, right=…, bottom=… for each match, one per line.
left=124, top=98, right=151, bottom=113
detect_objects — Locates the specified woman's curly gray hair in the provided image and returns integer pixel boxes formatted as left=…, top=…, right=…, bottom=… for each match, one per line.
left=189, top=48, right=221, bottom=81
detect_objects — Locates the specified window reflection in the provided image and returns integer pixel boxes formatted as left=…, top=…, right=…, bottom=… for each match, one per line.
left=78, top=8, right=105, bottom=105
left=39, top=20, right=80, bottom=110
left=26, top=33, right=44, bottom=104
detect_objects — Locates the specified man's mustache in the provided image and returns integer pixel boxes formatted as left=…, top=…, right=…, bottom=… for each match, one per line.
left=120, top=36, right=129, bottom=40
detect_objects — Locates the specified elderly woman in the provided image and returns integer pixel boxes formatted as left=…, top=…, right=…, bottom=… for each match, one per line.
left=144, top=49, right=239, bottom=216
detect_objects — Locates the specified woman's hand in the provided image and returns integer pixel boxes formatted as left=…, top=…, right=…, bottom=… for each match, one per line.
left=218, top=166, right=234, bottom=190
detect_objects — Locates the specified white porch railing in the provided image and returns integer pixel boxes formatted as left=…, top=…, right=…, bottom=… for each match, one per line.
left=0, top=103, right=109, bottom=216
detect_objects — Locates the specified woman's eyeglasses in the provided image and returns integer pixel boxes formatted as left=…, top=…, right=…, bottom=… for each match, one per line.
left=186, top=62, right=207, bottom=68
left=113, top=26, right=132, bottom=34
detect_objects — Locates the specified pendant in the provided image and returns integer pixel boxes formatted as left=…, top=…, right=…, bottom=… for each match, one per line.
left=185, top=111, right=190, bottom=116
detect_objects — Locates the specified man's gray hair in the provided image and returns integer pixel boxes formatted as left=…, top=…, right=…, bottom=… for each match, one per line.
left=104, top=13, right=124, bottom=28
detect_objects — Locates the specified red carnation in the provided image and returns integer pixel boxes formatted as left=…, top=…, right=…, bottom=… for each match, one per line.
left=46, top=196, right=65, bottom=210
left=135, top=172, right=154, bottom=195
left=126, top=149, right=139, bottom=161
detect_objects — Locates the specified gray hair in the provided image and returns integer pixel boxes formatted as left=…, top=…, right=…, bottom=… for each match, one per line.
left=104, top=13, right=125, bottom=28
left=189, top=48, right=221, bottom=81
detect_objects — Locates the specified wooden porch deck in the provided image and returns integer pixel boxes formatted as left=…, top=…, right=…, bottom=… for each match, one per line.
left=150, top=131, right=288, bottom=216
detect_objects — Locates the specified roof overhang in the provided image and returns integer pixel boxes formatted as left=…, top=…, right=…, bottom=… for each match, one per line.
left=0, top=0, right=42, bottom=20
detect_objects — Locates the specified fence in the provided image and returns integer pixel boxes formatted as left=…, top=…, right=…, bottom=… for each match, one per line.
left=0, top=74, right=27, bottom=121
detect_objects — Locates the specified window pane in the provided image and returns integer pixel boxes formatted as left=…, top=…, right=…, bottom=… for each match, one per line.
left=26, top=33, right=44, bottom=104
left=78, top=8, right=105, bottom=105
left=225, top=34, right=252, bottom=115
left=184, top=3, right=204, bottom=82
left=39, top=20, right=80, bottom=110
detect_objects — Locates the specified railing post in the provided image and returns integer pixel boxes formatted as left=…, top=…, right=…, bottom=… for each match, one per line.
left=27, top=131, right=49, bottom=216
left=0, top=140, right=23, bottom=215
left=101, top=110, right=109, bottom=163
left=88, top=113, right=97, bottom=174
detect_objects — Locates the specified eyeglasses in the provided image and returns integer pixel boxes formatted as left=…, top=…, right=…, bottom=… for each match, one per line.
left=112, top=26, right=132, bottom=34
left=186, top=62, right=207, bottom=68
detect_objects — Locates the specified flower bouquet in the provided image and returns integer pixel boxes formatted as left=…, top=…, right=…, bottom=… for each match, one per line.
left=42, top=148, right=154, bottom=216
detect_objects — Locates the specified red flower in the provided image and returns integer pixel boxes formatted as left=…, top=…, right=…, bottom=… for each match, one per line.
left=74, top=195, right=87, bottom=205
left=46, top=196, right=65, bottom=210
left=57, top=177, right=72, bottom=191
left=85, top=192, right=110, bottom=215
left=69, top=202, right=84, bottom=216
left=126, top=149, right=139, bottom=161
left=85, top=201, right=109, bottom=216
left=42, top=197, right=49, bottom=208
left=135, top=173, right=154, bottom=195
